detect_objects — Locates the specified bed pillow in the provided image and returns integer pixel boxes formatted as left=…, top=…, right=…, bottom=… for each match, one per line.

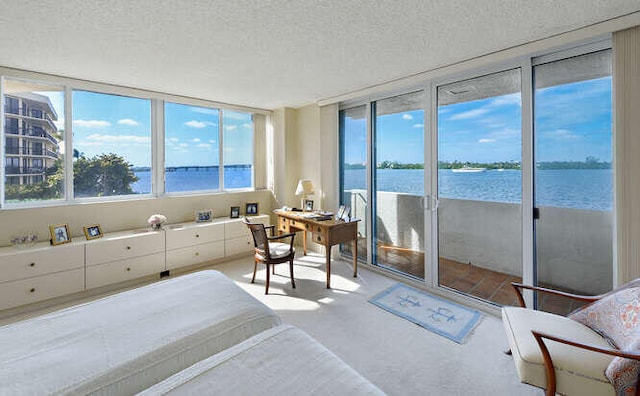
left=605, top=346, right=640, bottom=396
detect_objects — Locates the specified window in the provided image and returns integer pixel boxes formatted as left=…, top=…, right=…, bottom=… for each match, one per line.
left=164, top=102, right=220, bottom=193
left=72, top=90, right=151, bottom=198
left=222, top=110, right=253, bottom=189
left=2, top=79, right=64, bottom=203
left=1, top=75, right=259, bottom=207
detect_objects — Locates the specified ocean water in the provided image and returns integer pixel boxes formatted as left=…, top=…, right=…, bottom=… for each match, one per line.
left=346, top=168, right=613, bottom=211
left=132, top=167, right=252, bottom=193
left=133, top=167, right=613, bottom=211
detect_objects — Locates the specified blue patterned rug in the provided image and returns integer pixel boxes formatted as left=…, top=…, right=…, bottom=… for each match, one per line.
left=369, top=283, right=482, bottom=344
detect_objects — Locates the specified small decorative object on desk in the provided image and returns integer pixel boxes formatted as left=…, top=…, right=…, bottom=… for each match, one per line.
left=195, top=209, right=213, bottom=223
left=303, top=199, right=314, bottom=212
left=11, top=232, right=38, bottom=249
left=230, top=206, right=240, bottom=218
left=148, top=214, right=167, bottom=231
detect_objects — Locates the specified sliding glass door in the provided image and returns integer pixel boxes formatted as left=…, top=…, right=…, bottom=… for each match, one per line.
left=372, top=91, right=426, bottom=279
left=533, top=49, right=613, bottom=314
left=436, top=69, right=523, bottom=304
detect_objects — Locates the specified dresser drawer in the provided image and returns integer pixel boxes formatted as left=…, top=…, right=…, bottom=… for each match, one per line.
left=165, top=222, right=224, bottom=250
left=0, top=268, right=85, bottom=310
left=225, top=215, right=268, bottom=239
left=86, top=231, right=164, bottom=266
left=225, top=235, right=254, bottom=257
left=0, top=244, right=84, bottom=283
left=166, top=241, right=225, bottom=270
left=86, top=252, right=165, bottom=289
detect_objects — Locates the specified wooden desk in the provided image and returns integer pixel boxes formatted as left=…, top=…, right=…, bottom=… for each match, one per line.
left=275, top=210, right=359, bottom=289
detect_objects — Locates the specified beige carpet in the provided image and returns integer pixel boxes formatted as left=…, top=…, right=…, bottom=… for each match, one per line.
left=211, top=253, right=540, bottom=395
left=0, top=252, right=540, bottom=395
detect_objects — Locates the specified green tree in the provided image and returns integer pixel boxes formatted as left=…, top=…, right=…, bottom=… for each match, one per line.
left=74, top=153, right=139, bottom=197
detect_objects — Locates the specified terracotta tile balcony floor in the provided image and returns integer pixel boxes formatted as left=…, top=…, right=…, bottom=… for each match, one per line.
left=372, top=245, right=589, bottom=316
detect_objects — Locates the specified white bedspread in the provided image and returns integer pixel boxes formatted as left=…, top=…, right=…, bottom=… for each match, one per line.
left=139, top=325, right=385, bottom=395
left=0, top=270, right=281, bottom=395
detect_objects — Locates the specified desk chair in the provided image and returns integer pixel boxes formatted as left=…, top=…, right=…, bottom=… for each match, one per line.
left=243, top=217, right=296, bottom=294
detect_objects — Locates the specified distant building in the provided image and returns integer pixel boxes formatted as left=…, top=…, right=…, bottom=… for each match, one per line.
left=4, top=92, right=60, bottom=185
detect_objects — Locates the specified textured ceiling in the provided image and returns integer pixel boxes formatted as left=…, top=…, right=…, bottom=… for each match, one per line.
left=0, top=1, right=638, bottom=110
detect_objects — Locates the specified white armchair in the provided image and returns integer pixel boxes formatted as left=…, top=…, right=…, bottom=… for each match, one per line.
left=502, top=282, right=640, bottom=396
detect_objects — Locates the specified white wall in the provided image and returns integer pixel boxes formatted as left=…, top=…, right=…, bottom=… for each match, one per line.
left=0, top=190, right=273, bottom=247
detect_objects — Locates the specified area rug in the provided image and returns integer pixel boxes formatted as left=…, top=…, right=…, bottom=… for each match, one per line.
left=369, top=283, right=482, bottom=344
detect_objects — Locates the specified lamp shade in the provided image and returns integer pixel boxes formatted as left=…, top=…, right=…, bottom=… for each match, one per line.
left=295, top=180, right=315, bottom=196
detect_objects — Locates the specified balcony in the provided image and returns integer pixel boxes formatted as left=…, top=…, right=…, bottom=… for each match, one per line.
left=5, top=146, right=58, bottom=158
left=344, top=189, right=612, bottom=315
left=4, top=167, right=45, bottom=176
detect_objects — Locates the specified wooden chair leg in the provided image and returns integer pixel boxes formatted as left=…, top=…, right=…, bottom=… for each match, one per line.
left=289, top=259, right=296, bottom=289
left=251, top=259, right=257, bottom=284
left=265, top=263, right=270, bottom=294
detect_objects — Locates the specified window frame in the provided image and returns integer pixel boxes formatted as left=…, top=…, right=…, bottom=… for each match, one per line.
left=0, top=72, right=266, bottom=209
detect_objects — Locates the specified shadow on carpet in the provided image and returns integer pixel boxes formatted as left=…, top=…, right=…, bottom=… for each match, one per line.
left=369, top=283, right=482, bottom=344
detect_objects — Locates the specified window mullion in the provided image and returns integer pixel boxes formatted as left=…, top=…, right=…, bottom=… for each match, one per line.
left=64, top=86, right=73, bottom=201
left=219, top=110, right=224, bottom=191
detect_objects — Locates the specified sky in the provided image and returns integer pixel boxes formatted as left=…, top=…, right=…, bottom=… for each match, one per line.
left=343, top=76, right=612, bottom=165
left=40, top=90, right=253, bottom=168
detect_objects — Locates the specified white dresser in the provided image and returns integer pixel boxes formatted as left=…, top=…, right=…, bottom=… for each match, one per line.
left=0, top=242, right=85, bottom=310
left=85, top=230, right=166, bottom=289
left=165, top=220, right=225, bottom=270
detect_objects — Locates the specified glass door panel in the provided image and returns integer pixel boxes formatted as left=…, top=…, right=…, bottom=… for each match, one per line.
left=373, top=91, right=425, bottom=279
left=533, top=50, right=613, bottom=314
left=436, top=69, right=523, bottom=304
left=339, top=106, right=367, bottom=260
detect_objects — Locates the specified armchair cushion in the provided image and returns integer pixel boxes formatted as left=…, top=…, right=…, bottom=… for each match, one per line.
left=255, top=242, right=294, bottom=260
left=502, top=306, right=614, bottom=395
left=569, top=286, right=640, bottom=395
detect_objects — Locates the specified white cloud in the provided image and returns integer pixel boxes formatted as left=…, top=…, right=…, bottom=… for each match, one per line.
left=169, top=138, right=179, bottom=142
left=478, top=138, right=496, bottom=143
left=449, top=108, right=489, bottom=120
left=185, top=120, right=207, bottom=128
left=117, top=118, right=140, bottom=126
left=225, top=125, right=237, bottom=131
left=197, top=143, right=212, bottom=149
left=489, top=93, right=521, bottom=107
left=191, top=107, right=217, bottom=115
left=85, top=133, right=149, bottom=144
left=192, top=138, right=201, bottom=142
left=179, top=143, right=189, bottom=148
left=550, top=129, right=580, bottom=140
left=74, top=119, right=111, bottom=128
left=224, top=111, right=249, bottom=121
left=208, top=140, right=216, bottom=144
left=402, top=114, right=413, bottom=120
left=413, top=123, right=424, bottom=129
left=242, top=123, right=253, bottom=129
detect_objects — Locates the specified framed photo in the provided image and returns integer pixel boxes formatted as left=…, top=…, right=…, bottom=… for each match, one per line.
left=245, top=202, right=258, bottom=215
left=336, top=205, right=346, bottom=220
left=195, top=209, right=213, bottom=223
left=49, top=224, right=71, bottom=245
left=83, top=224, right=103, bottom=240
left=341, top=206, right=351, bottom=221
left=304, top=199, right=314, bottom=211
left=230, top=206, right=240, bottom=218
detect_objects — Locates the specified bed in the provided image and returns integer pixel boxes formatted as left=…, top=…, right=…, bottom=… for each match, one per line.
left=138, top=324, right=385, bottom=395
left=0, top=270, right=281, bottom=395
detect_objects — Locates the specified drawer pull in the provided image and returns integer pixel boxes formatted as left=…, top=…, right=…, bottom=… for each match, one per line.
left=29, top=288, right=35, bottom=293
left=126, top=267, right=131, bottom=271
left=195, top=234, right=200, bottom=238
left=316, top=236, right=322, bottom=242
left=317, top=227, right=322, bottom=232
left=29, top=262, right=36, bottom=267
left=126, top=246, right=131, bottom=250
left=195, top=252, right=200, bottom=256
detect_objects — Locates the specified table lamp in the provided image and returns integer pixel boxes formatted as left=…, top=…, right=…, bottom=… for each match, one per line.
left=295, top=179, right=315, bottom=211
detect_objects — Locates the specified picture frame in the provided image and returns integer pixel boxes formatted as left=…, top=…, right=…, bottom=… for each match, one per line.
left=83, top=224, right=103, bottom=240
left=304, top=199, right=314, bottom=212
left=230, top=206, right=240, bottom=218
left=49, top=224, right=71, bottom=245
left=336, top=205, right=346, bottom=220
left=341, top=206, right=351, bottom=221
left=195, top=209, right=213, bottom=223
left=245, top=202, right=258, bottom=215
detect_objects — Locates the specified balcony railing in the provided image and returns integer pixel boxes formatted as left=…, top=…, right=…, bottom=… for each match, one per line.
left=4, top=167, right=45, bottom=175
left=5, top=146, right=59, bottom=158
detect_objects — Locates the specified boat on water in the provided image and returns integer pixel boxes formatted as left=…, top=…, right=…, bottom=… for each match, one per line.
left=452, top=166, right=486, bottom=173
